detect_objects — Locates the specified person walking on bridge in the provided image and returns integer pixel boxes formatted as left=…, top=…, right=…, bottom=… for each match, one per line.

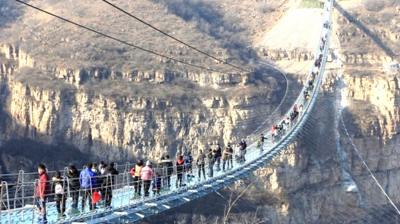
left=67, top=164, right=80, bottom=214
left=52, top=171, right=66, bottom=218
left=184, top=151, right=194, bottom=181
left=222, top=146, right=229, bottom=172
left=35, top=163, right=50, bottom=224
left=207, top=148, right=215, bottom=178
left=141, top=161, right=154, bottom=197
left=196, top=150, right=206, bottom=181
left=176, top=155, right=185, bottom=187
left=222, top=144, right=234, bottom=171
left=239, top=139, right=247, bottom=163
left=133, top=160, right=144, bottom=197
left=213, top=143, right=222, bottom=171
left=80, top=163, right=97, bottom=211
left=259, top=134, right=267, bottom=152
left=103, top=162, right=119, bottom=208
left=227, top=143, right=234, bottom=169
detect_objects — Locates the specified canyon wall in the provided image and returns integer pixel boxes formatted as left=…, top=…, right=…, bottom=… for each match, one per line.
left=145, top=1, right=400, bottom=223
left=0, top=43, right=285, bottom=171
left=0, top=0, right=399, bottom=223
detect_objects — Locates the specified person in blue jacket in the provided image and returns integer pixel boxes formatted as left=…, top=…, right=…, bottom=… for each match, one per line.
left=80, top=163, right=97, bottom=211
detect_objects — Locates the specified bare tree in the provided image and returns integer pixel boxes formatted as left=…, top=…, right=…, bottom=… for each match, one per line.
left=222, top=181, right=254, bottom=224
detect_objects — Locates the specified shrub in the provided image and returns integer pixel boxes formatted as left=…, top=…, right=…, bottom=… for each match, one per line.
left=363, top=0, right=385, bottom=12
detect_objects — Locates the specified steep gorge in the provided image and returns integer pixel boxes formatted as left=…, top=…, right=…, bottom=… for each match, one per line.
left=144, top=1, right=400, bottom=223
left=0, top=0, right=399, bottom=223
left=0, top=46, right=286, bottom=172
left=0, top=0, right=291, bottom=172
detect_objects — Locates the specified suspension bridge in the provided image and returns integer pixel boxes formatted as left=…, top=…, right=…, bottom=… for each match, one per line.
left=0, top=0, right=334, bottom=223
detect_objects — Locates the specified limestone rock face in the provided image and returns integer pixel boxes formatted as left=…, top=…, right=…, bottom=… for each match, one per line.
left=0, top=46, right=282, bottom=169
left=0, top=0, right=291, bottom=170
left=241, top=1, right=400, bottom=223
left=148, top=1, right=400, bottom=223
left=1, top=0, right=400, bottom=223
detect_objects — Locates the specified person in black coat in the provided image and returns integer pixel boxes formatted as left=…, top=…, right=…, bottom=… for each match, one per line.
left=102, top=162, right=119, bottom=207
left=66, top=165, right=80, bottom=212
left=213, top=144, right=222, bottom=171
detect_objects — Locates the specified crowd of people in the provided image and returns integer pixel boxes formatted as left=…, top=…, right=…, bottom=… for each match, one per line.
left=33, top=138, right=259, bottom=223
left=35, top=162, right=120, bottom=223
left=32, top=127, right=299, bottom=224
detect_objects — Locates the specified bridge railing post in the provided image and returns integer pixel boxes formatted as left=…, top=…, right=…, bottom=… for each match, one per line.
left=31, top=179, right=38, bottom=224
left=124, top=162, right=130, bottom=187
left=63, top=167, right=68, bottom=177
left=66, top=176, right=71, bottom=200
left=62, top=176, right=67, bottom=215
left=21, top=170, right=25, bottom=208
left=12, top=170, right=25, bottom=209
left=0, top=181, right=10, bottom=221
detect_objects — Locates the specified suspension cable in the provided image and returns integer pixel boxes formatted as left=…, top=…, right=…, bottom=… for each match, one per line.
left=15, top=0, right=231, bottom=74
left=340, top=114, right=400, bottom=216
left=101, top=0, right=251, bottom=73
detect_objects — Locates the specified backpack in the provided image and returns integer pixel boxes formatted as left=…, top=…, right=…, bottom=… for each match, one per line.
left=184, top=155, right=193, bottom=165
left=55, top=182, right=64, bottom=195
left=92, top=191, right=102, bottom=204
left=130, top=167, right=135, bottom=177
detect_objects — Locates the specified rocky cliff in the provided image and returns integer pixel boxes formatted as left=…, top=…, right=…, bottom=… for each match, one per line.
left=0, top=0, right=292, bottom=172
left=1, top=0, right=399, bottom=223
left=145, top=1, right=400, bottom=223
left=0, top=51, right=285, bottom=171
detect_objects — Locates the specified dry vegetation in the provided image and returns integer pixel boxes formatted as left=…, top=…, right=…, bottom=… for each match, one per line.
left=0, top=0, right=286, bottom=73
left=0, top=0, right=292, bottom=108
left=300, top=0, right=323, bottom=8
left=15, top=67, right=75, bottom=91
left=0, top=0, right=21, bottom=29
left=337, top=0, right=400, bottom=60
left=344, top=100, right=381, bottom=138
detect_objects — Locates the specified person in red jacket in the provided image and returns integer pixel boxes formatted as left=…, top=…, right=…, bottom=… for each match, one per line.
left=176, top=155, right=185, bottom=187
left=35, top=163, right=50, bottom=224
